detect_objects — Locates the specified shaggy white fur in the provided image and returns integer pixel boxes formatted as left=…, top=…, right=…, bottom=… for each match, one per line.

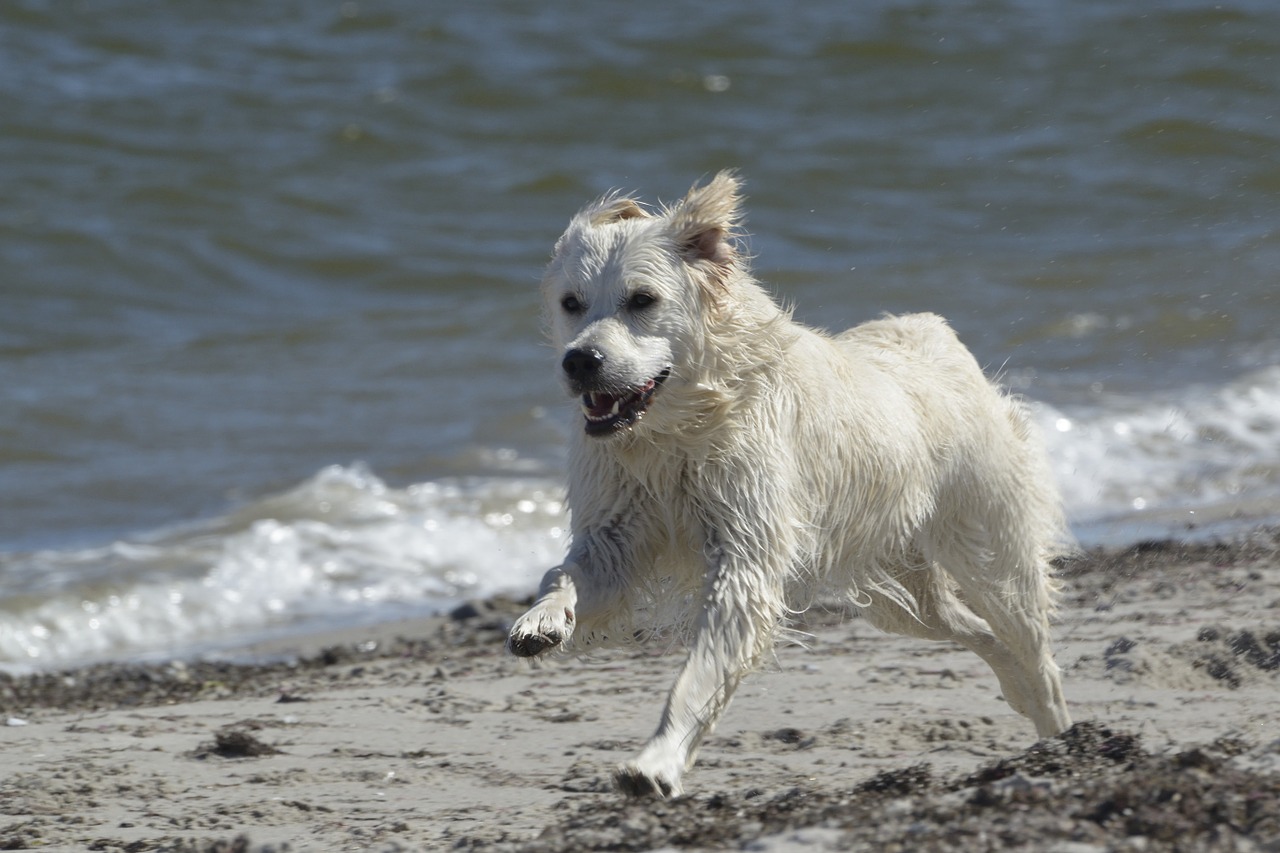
left=507, top=171, right=1072, bottom=797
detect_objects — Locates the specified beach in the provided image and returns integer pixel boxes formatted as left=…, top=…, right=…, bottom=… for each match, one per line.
left=4, top=4, right=1279, bottom=849
left=3, top=529, right=1278, bottom=852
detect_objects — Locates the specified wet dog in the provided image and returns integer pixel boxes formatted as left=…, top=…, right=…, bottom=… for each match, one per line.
left=507, top=172, right=1071, bottom=797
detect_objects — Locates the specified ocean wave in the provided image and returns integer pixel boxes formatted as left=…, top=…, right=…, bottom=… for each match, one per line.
left=0, top=464, right=563, bottom=668
left=1036, top=364, right=1280, bottom=534
left=3, top=365, right=1278, bottom=668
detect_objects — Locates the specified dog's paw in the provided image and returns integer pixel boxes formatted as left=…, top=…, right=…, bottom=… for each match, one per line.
left=612, top=759, right=683, bottom=799
left=507, top=629, right=562, bottom=658
left=506, top=605, right=574, bottom=658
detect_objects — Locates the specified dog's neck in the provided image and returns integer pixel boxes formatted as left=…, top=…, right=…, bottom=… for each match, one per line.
left=694, top=273, right=796, bottom=390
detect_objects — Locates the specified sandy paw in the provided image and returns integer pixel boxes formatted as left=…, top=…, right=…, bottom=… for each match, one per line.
left=613, top=761, right=682, bottom=799
left=506, top=605, right=573, bottom=658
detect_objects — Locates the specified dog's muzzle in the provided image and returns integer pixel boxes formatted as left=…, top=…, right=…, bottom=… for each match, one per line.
left=562, top=348, right=670, bottom=437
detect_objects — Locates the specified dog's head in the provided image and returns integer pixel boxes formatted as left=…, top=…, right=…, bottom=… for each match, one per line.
left=542, top=171, right=745, bottom=438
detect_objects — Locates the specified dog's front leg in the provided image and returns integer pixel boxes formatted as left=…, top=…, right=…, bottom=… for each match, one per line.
left=506, top=562, right=585, bottom=658
left=507, top=520, right=635, bottom=658
left=614, top=534, right=784, bottom=798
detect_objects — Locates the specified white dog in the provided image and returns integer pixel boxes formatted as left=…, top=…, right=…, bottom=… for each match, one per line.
left=507, top=172, right=1072, bottom=797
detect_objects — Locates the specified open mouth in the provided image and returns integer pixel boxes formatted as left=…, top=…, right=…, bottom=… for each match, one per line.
left=580, top=369, right=670, bottom=436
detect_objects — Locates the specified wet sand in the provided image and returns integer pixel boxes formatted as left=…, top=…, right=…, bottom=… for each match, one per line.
left=2, top=530, right=1279, bottom=851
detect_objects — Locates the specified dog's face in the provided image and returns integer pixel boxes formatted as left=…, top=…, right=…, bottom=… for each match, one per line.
left=542, top=173, right=743, bottom=438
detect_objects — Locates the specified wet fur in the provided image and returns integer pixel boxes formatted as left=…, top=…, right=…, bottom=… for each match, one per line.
left=507, top=171, right=1072, bottom=797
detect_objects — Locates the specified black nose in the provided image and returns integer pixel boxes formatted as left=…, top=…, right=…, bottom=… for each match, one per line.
left=562, top=347, right=604, bottom=381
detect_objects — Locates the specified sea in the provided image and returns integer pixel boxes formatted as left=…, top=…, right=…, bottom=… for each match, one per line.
left=2, top=0, right=1278, bottom=669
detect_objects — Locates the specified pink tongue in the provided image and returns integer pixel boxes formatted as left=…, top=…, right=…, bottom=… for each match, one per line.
left=589, top=393, right=623, bottom=418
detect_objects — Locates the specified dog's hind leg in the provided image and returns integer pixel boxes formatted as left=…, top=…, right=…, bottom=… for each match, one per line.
left=861, top=551, right=1069, bottom=739
left=614, top=533, right=786, bottom=798
left=955, top=581, right=1070, bottom=738
left=860, top=559, right=1019, bottom=689
left=925, top=521, right=1072, bottom=739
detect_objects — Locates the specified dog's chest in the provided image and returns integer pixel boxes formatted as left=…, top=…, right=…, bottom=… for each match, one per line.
left=616, top=443, right=699, bottom=499
left=616, top=445, right=707, bottom=533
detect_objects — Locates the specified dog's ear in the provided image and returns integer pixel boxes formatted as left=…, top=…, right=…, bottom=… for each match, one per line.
left=584, top=194, right=650, bottom=227
left=668, top=171, right=743, bottom=275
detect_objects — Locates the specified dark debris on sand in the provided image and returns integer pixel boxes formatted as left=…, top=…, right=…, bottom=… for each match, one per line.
left=504, top=722, right=1279, bottom=853
left=190, top=725, right=283, bottom=760
left=1054, top=529, right=1280, bottom=590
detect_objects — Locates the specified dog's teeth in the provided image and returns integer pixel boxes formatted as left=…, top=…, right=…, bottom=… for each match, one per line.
left=610, top=398, right=622, bottom=416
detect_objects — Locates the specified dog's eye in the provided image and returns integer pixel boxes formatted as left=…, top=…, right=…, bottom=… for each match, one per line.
left=627, top=292, right=657, bottom=311
left=561, top=294, right=584, bottom=314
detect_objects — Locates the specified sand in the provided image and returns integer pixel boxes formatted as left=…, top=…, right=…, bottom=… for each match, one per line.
left=2, top=531, right=1279, bottom=851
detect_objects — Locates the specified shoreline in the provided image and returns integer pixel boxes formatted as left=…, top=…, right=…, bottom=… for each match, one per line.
left=2, top=529, right=1279, bottom=850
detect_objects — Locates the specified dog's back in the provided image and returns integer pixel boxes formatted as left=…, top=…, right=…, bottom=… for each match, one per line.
left=817, top=311, right=1071, bottom=737
left=822, top=311, right=1065, bottom=589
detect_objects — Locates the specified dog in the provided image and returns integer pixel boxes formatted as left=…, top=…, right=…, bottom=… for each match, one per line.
left=507, top=171, right=1072, bottom=797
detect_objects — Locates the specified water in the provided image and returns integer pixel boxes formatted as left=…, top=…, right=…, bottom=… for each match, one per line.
left=2, top=0, right=1278, bottom=667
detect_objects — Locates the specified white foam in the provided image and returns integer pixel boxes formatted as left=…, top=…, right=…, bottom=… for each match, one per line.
left=0, top=464, right=566, bottom=668
left=1034, top=364, right=1280, bottom=529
